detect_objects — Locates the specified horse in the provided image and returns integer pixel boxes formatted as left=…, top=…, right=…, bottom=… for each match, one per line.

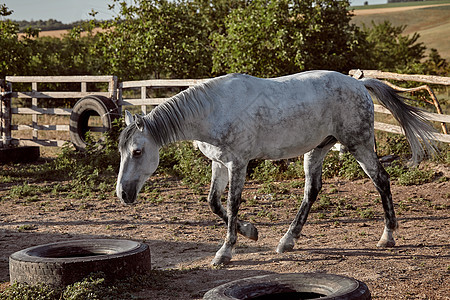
left=116, top=70, right=435, bottom=265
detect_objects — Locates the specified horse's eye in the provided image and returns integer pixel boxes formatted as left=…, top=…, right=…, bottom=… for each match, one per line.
left=132, top=149, right=142, bottom=157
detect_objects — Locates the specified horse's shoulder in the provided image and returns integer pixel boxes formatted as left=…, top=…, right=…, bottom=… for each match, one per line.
left=223, top=73, right=253, bottom=81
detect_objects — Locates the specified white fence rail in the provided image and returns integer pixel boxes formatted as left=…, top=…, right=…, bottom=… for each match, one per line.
left=1, top=72, right=449, bottom=150
left=118, top=79, right=208, bottom=113
left=350, top=69, right=450, bottom=143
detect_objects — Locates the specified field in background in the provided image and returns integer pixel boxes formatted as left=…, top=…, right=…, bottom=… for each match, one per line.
left=350, top=0, right=450, bottom=10
left=351, top=1, right=450, bottom=60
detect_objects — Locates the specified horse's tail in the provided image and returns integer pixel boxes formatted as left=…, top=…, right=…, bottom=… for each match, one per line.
left=361, top=78, right=437, bottom=164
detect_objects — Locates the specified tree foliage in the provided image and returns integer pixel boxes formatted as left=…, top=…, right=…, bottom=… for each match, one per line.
left=211, top=0, right=370, bottom=77
left=93, top=0, right=212, bottom=80
left=0, top=5, right=32, bottom=77
left=363, top=21, right=426, bottom=72
left=1, top=1, right=448, bottom=80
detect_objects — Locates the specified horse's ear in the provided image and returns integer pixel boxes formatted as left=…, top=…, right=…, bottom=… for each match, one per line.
left=124, top=110, right=133, bottom=126
left=134, top=114, right=145, bottom=132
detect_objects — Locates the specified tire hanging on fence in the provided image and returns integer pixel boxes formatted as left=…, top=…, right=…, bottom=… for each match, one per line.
left=69, top=95, right=120, bottom=151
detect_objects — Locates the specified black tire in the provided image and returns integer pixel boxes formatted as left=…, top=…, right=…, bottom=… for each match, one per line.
left=9, top=239, right=151, bottom=287
left=0, top=146, right=39, bottom=164
left=203, top=273, right=371, bottom=300
left=69, top=95, right=120, bottom=151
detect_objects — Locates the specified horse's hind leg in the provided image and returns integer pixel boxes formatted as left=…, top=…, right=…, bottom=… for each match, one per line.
left=350, top=144, right=398, bottom=247
left=208, top=161, right=258, bottom=241
left=277, top=141, right=335, bottom=253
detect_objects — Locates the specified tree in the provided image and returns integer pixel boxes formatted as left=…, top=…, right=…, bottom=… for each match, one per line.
left=211, top=0, right=369, bottom=77
left=191, top=0, right=250, bottom=34
left=362, top=21, right=426, bottom=73
left=0, top=5, right=32, bottom=77
left=423, top=48, right=449, bottom=76
left=94, top=0, right=212, bottom=80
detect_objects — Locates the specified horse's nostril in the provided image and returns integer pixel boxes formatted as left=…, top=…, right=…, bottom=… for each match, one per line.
left=122, top=191, right=128, bottom=201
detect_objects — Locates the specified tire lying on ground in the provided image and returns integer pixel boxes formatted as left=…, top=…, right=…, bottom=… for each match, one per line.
left=69, top=95, right=120, bottom=151
left=203, top=273, right=371, bottom=300
left=9, top=239, right=151, bottom=287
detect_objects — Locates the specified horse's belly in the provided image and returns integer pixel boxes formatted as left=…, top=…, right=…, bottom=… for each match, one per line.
left=253, top=127, right=331, bottom=160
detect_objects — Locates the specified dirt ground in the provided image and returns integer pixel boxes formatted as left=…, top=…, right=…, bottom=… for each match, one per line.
left=0, top=172, right=449, bottom=299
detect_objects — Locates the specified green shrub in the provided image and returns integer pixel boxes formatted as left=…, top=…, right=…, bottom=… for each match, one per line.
left=250, top=159, right=304, bottom=182
left=322, top=152, right=365, bottom=180
left=397, top=168, right=435, bottom=186
left=158, top=142, right=211, bottom=191
left=8, top=182, right=37, bottom=198
left=375, top=131, right=411, bottom=158
left=251, top=160, right=281, bottom=182
left=385, top=160, right=407, bottom=180
left=338, top=153, right=366, bottom=180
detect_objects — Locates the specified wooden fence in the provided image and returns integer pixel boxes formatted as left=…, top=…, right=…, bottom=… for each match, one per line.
left=118, top=78, right=208, bottom=114
left=1, top=76, right=117, bottom=147
left=1, top=72, right=449, bottom=149
left=349, top=69, right=450, bottom=143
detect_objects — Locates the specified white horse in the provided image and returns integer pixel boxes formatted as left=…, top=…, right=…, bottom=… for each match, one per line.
left=116, top=71, right=435, bottom=265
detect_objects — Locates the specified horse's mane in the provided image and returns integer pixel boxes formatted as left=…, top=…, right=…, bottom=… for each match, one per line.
left=119, top=77, right=222, bottom=150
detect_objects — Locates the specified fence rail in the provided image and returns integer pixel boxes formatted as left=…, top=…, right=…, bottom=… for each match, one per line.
left=350, top=69, right=450, bottom=143
left=349, top=69, right=450, bottom=86
left=1, top=72, right=449, bottom=150
left=118, top=78, right=208, bottom=114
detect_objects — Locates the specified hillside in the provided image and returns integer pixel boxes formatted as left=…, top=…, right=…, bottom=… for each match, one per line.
left=12, top=19, right=84, bottom=33
left=351, top=2, right=450, bottom=60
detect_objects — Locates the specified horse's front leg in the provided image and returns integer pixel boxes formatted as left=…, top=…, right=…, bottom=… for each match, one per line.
left=211, top=162, right=247, bottom=265
left=208, top=161, right=258, bottom=241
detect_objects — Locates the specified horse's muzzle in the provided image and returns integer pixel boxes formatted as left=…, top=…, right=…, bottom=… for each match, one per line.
left=117, top=185, right=137, bottom=205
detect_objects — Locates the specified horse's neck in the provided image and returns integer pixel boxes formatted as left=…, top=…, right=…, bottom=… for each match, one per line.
left=146, top=91, right=211, bottom=145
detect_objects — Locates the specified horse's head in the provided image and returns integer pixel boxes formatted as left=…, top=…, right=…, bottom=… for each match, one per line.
left=116, top=111, right=160, bottom=205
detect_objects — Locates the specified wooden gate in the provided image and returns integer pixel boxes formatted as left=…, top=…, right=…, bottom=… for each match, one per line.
left=1, top=76, right=117, bottom=147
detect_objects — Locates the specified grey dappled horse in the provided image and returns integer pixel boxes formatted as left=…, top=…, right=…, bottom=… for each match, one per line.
left=116, top=71, right=435, bottom=265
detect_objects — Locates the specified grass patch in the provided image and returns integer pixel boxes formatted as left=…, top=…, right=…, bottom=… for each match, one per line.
left=1, top=270, right=177, bottom=300
left=358, top=207, right=376, bottom=219
left=17, top=224, right=37, bottom=232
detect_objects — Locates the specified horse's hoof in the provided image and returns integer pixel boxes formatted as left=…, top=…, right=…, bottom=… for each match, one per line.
left=276, top=234, right=295, bottom=253
left=377, top=239, right=396, bottom=247
left=211, top=255, right=232, bottom=266
left=238, top=222, right=258, bottom=241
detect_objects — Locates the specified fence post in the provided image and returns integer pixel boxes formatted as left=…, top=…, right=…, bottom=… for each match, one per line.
left=31, top=82, right=38, bottom=141
left=0, top=80, right=12, bottom=148
left=141, top=86, right=147, bottom=114
left=109, top=76, right=118, bottom=102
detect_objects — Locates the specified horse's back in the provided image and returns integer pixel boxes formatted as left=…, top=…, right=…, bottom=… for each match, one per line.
left=215, top=71, right=370, bottom=108
left=205, top=71, right=374, bottom=160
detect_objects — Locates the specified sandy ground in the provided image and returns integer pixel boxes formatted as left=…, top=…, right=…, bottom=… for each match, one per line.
left=0, top=173, right=449, bottom=299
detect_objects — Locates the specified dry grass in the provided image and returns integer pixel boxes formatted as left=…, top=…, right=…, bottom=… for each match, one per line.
left=352, top=3, right=450, bottom=60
